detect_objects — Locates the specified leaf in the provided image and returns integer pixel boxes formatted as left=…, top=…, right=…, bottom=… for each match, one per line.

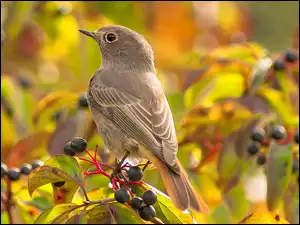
left=184, top=72, right=244, bottom=110
left=257, top=87, right=294, bottom=125
left=284, top=182, right=299, bottom=224
left=32, top=91, right=79, bottom=128
left=34, top=203, right=81, bottom=224
left=84, top=204, right=112, bottom=224
left=26, top=196, right=52, bottom=211
left=223, top=183, right=250, bottom=221
left=267, top=142, right=293, bottom=211
left=201, top=42, right=267, bottom=64
left=44, top=155, right=83, bottom=185
left=28, top=165, right=79, bottom=203
left=109, top=202, right=147, bottom=224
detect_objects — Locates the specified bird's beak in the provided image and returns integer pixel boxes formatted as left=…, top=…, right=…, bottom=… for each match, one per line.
left=79, top=29, right=95, bottom=39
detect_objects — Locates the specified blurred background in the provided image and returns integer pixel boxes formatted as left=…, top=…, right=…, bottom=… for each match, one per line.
left=1, top=1, right=299, bottom=224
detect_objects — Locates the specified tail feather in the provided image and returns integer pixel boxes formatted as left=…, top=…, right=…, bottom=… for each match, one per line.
left=153, top=157, right=209, bottom=213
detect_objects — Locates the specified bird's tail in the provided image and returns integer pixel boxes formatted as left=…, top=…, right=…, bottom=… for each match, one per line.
left=154, top=158, right=210, bottom=213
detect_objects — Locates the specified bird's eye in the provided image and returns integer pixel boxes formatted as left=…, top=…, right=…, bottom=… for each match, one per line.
left=104, top=33, right=118, bottom=43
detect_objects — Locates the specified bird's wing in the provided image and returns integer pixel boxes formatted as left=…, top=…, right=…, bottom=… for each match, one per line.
left=89, top=78, right=178, bottom=168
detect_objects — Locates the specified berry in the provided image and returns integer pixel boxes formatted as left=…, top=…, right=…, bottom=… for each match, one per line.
left=31, top=160, right=44, bottom=170
left=284, top=49, right=298, bottom=63
left=53, top=181, right=66, bottom=187
left=128, top=166, right=144, bottom=181
left=19, top=77, right=32, bottom=89
left=292, top=159, right=299, bottom=174
left=257, top=154, right=267, bottom=166
left=247, top=142, right=260, bottom=156
left=270, top=125, right=286, bottom=140
left=250, top=128, right=265, bottom=143
left=78, top=94, right=89, bottom=108
left=139, top=205, right=156, bottom=221
left=1, top=163, right=8, bottom=177
left=273, top=59, right=285, bottom=71
left=131, top=197, right=143, bottom=210
left=142, top=190, right=157, bottom=205
left=20, top=163, right=32, bottom=175
left=70, top=137, right=87, bottom=153
left=7, top=168, right=21, bottom=181
left=294, top=131, right=299, bottom=144
left=114, top=188, right=130, bottom=203
left=64, top=142, right=76, bottom=156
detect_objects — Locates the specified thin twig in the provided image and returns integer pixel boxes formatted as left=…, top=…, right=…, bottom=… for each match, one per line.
left=5, top=177, right=14, bottom=224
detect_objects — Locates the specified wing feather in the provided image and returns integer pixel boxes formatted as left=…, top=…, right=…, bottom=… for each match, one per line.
left=89, top=77, right=178, bottom=167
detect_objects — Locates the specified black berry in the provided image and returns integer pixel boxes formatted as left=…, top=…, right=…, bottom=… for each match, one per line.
left=1, top=163, right=8, bottom=177
left=114, top=188, right=130, bottom=203
left=142, top=190, right=157, bottom=205
left=20, top=163, right=32, bottom=175
left=292, top=159, right=299, bottom=174
left=7, top=168, right=21, bottom=181
left=257, top=154, right=267, bottom=166
left=139, top=205, right=156, bottom=221
left=31, top=160, right=44, bottom=170
left=294, top=131, right=299, bottom=144
left=19, top=77, right=32, bottom=89
left=128, top=166, right=144, bottom=181
left=250, top=128, right=265, bottom=143
left=64, top=142, right=76, bottom=156
left=131, top=197, right=143, bottom=210
left=53, top=181, right=66, bottom=187
left=70, top=137, right=87, bottom=153
left=78, top=94, right=89, bottom=108
left=273, top=59, right=286, bottom=71
left=270, top=125, right=286, bottom=140
left=247, top=142, right=261, bottom=156
left=284, top=49, right=298, bottom=63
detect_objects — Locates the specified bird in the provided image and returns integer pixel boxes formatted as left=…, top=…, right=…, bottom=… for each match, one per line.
left=79, top=25, right=209, bottom=213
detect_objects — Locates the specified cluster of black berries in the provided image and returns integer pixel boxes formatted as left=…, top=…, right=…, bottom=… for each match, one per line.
left=115, top=187, right=157, bottom=221
left=248, top=125, right=299, bottom=168
left=1, top=160, right=44, bottom=181
left=63, top=137, right=88, bottom=156
left=273, top=49, right=298, bottom=71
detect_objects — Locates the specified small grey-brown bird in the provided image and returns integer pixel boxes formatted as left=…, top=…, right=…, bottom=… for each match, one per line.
left=79, top=25, right=209, bottom=213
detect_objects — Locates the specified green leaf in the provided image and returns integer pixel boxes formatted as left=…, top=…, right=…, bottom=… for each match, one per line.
left=257, top=87, right=294, bottom=125
left=34, top=203, right=82, bottom=224
left=223, top=183, right=250, bottom=221
left=85, top=204, right=112, bottom=224
left=28, top=165, right=80, bottom=203
left=184, top=75, right=215, bottom=110
left=267, top=141, right=293, bottom=211
left=109, top=202, right=147, bottom=224
left=211, top=204, right=232, bottom=224
left=26, top=196, right=52, bottom=211
left=45, top=155, right=84, bottom=185
left=184, top=73, right=244, bottom=110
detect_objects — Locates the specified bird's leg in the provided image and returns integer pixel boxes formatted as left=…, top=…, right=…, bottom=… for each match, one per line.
left=110, top=151, right=130, bottom=179
left=142, top=160, right=152, bottom=171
